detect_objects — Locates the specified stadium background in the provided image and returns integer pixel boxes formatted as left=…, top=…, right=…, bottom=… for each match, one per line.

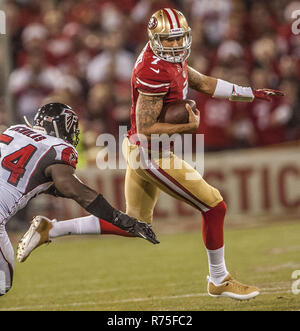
left=0, top=0, right=299, bottom=232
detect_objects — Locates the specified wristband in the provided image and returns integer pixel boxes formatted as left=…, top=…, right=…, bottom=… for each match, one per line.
left=212, top=79, right=233, bottom=98
left=85, top=194, right=115, bottom=222
left=230, top=85, right=254, bottom=102
left=213, top=79, right=254, bottom=102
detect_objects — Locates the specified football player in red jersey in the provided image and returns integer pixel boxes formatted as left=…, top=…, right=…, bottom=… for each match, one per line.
left=124, top=8, right=283, bottom=300
left=0, top=103, right=158, bottom=296
left=18, top=8, right=283, bottom=300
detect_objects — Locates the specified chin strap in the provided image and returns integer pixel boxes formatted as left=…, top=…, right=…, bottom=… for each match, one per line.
left=24, top=116, right=47, bottom=134
left=52, top=120, right=60, bottom=139
left=23, top=116, right=33, bottom=128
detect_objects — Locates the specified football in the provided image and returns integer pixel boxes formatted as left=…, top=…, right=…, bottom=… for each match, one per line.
left=158, top=99, right=197, bottom=124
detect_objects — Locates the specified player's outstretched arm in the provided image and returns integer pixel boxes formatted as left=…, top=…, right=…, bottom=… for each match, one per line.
left=136, top=92, right=199, bottom=137
left=45, top=163, right=97, bottom=207
left=44, top=163, right=159, bottom=244
left=187, top=66, right=218, bottom=95
left=187, top=65, right=284, bottom=102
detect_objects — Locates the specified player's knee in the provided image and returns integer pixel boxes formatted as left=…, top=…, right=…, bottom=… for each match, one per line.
left=204, top=200, right=227, bottom=219
left=217, top=200, right=227, bottom=215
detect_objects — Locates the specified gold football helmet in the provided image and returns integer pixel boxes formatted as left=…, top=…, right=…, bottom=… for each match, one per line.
left=147, top=8, right=192, bottom=63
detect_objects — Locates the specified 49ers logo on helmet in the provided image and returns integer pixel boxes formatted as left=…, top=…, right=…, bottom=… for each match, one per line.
left=148, top=16, right=158, bottom=30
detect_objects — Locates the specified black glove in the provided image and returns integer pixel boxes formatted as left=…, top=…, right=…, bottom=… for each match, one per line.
left=112, top=210, right=160, bottom=244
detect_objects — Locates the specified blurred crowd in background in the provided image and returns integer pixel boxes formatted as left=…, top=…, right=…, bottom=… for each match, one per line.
left=0, top=0, right=300, bottom=162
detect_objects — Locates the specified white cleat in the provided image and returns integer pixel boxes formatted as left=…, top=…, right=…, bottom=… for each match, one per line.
left=17, top=216, right=54, bottom=263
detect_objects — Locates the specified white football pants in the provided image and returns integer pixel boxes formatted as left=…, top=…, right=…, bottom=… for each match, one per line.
left=0, top=223, right=14, bottom=295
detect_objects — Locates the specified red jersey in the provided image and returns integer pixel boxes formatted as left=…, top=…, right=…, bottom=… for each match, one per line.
left=127, top=42, right=188, bottom=139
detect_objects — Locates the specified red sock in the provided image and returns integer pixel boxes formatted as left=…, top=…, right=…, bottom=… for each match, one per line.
left=201, top=201, right=227, bottom=250
left=98, top=219, right=133, bottom=237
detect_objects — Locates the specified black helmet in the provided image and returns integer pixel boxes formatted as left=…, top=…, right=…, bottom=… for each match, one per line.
left=33, top=103, right=80, bottom=147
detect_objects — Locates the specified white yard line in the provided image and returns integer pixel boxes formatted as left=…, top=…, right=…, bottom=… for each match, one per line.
left=0, top=288, right=293, bottom=311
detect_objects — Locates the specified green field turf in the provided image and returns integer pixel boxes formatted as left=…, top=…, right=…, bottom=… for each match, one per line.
left=1, top=221, right=300, bottom=311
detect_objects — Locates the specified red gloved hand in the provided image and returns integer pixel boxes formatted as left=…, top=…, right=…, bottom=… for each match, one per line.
left=253, top=88, right=284, bottom=102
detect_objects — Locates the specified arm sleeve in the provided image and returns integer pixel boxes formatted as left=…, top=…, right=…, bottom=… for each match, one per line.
left=51, top=144, right=78, bottom=169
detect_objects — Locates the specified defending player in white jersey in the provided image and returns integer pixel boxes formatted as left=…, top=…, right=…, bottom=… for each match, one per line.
left=0, top=102, right=159, bottom=296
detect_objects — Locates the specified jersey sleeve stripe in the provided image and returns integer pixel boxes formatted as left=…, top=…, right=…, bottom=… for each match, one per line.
left=138, top=89, right=167, bottom=96
left=136, top=77, right=170, bottom=89
left=0, top=134, right=13, bottom=145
